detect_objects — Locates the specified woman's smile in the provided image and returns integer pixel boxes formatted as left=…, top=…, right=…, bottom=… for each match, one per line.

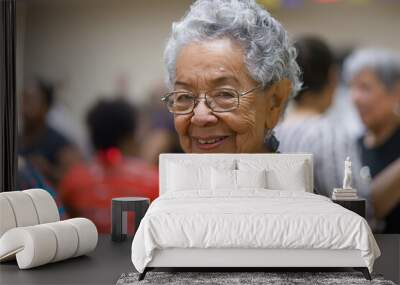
left=191, top=135, right=232, bottom=151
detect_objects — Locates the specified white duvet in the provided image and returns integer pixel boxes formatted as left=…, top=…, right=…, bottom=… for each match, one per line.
left=131, top=190, right=380, bottom=273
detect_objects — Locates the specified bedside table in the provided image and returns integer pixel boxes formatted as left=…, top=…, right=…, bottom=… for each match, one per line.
left=111, top=197, right=150, bottom=242
left=332, top=198, right=366, bottom=218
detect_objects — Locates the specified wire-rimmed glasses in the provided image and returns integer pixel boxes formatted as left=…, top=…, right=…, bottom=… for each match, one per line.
left=161, top=85, right=261, bottom=115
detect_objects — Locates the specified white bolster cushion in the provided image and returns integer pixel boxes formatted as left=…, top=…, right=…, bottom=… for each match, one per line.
left=23, top=189, right=60, bottom=224
left=0, top=226, right=57, bottom=269
left=0, top=218, right=98, bottom=269
left=65, top=218, right=98, bottom=257
left=0, top=191, right=39, bottom=227
left=0, top=196, right=17, bottom=237
left=42, top=221, right=79, bottom=262
left=0, top=189, right=60, bottom=238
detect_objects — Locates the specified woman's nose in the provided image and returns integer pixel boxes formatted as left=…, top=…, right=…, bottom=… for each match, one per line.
left=190, top=98, right=218, bottom=126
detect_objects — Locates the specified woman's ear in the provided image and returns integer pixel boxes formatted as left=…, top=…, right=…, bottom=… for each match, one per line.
left=264, top=78, right=292, bottom=129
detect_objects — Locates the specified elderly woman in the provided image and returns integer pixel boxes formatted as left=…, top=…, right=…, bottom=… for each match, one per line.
left=344, top=49, right=400, bottom=233
left=161, top=0, right=300, bottom=154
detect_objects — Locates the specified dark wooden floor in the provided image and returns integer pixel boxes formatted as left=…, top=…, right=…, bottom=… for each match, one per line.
left=373, top=234, right=400, bottom=284
left=0, top=234, right=398, bottom=284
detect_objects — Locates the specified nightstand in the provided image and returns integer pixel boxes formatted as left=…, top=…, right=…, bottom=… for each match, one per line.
left=332, top=198, right=366, bottom=218
left=111, top=197, right=150, bottom=242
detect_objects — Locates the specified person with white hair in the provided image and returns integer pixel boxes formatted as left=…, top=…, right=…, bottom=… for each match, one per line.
left=344, top=48, right=400, bottom=233
left=275, top=36, right=365, bottom=198
left=161, top=0, right=300, bottom=153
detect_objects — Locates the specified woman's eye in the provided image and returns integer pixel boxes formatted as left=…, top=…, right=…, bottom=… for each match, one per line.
left=175, top=94, right=193, bottom=102
left=216, top=91, right=236, bottom=99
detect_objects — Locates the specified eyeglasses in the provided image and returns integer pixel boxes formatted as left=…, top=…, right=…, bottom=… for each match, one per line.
left=161, top=85, right=261, bottom=115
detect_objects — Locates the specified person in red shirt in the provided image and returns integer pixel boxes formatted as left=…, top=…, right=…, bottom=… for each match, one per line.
left=59, top=98, right=158, bottom=233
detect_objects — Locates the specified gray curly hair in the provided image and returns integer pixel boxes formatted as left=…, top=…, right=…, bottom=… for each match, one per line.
left=163, top=0, right=301, bottom=98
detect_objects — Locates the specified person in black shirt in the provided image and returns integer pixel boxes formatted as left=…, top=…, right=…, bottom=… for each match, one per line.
left=19, top=79, right=82, bottom=187
left=345, top=49, right=400, bottom=233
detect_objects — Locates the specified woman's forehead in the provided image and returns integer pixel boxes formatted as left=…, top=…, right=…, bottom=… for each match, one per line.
left=175, top=38, right=252, bottom=88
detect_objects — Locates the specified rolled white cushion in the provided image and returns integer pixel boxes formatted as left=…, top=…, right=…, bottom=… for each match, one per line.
left=0, top=192, right=39, bottom=227
left=42, top=221, right=79, bottom=262
left=0, top=218, right=98, bottom=269
left=0, top=226, right=57, bottom=269
left=23, top=189, right=59, bottom=224
left=0, top=196, right=17, bottom=238
left=65, top=218, right=98, bottom=257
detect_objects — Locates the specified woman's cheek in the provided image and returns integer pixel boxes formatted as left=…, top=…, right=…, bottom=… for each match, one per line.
left=174, top=115, right=192, bottom=152
left=223, top=110, right=257, bottom=134
left=179, top=137, right=191, bottom=153
left=229, top=113, right=261, bottom=152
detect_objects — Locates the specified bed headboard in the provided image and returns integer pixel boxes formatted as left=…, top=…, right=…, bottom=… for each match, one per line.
left=159, top=153, right=314, bottom=195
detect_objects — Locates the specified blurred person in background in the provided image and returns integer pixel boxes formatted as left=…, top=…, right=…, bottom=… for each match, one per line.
left=345, top=49, right=400, bottom=233
left=275, top=36, right=364, bottom=198
left=139, top=81, right=182, bottom=166
left=19, top=79, right=82, bottom=187
left=17, top=155, right=66, bottom=218
left=326, top=47, right=364, bottom=137
left=59, top=97, right=158, bottom=233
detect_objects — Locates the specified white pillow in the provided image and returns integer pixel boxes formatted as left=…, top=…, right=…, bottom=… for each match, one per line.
left=266, top=163, right=307, bottom=191
left=238, top=159, right=308, bottom=191
left=236, top=169, right=267, bottom=189
left=211, top=168, right=236, bottom=190
left=167, top=162, right=211, bottom=191
left=211, top=169, right=267, bottom=190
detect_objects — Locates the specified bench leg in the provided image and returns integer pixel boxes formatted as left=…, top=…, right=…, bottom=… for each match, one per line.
left=138, top=268, right=149, bottom=281
left=354, top=267, right=371, bottom=280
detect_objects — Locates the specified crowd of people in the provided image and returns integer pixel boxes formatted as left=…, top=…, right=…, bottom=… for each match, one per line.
left=17, top=0, right=400, bottom=234
left=18, top=79, right=182, bottom=232
left=276, top=39, right=400, bottom=233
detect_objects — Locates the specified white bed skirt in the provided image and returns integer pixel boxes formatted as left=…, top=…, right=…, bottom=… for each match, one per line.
left=148, top=248, right=366, bottom=268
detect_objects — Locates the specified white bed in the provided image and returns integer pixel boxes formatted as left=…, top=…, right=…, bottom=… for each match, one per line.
left=131, top=154, right=380, bottom=280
